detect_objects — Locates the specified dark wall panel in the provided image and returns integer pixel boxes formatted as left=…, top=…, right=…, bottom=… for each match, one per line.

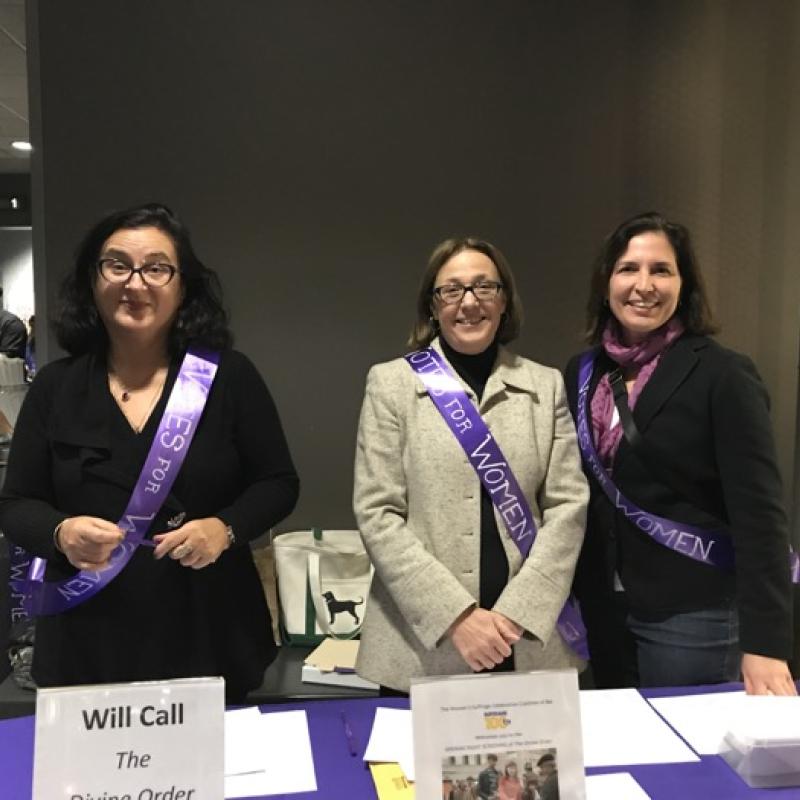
left=32, top=1, right=632, bottom=528
left=0, top=174, right=30, bottom=227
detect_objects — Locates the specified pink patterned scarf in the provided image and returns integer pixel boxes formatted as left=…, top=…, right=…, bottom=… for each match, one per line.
left=590, top=317, right=684, bottom=468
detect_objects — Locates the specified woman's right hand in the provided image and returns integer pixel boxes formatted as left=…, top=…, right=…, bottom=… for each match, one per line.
left=742, top=652, right=798, bottom=696
left=56, top=516, right=125, bottom=571
left=449, top=607, right=521, bottom=671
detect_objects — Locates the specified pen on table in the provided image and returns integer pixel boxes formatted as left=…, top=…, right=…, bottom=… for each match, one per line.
left=340, top=711, right=358, bottom=757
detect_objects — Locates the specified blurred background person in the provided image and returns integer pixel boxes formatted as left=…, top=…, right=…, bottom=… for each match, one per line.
left=498, top=760, right=522, bottom=800
left=536, top=754, right=558, bottom=800
left=477, top=754, right=501, bottom=800
left=0, top=286, right=26, bottom=360
left=24, top=314, right=35, bottom=381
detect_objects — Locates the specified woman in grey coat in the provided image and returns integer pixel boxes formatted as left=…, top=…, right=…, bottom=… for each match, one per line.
left=354, top=237, right=589, bottom=692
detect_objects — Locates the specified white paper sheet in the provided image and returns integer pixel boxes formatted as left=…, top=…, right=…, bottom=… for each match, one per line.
left=586, top=772, right=650, bottom=799
left=649, top=691, right=800, bottom=755
left=647, top=690, right=746, bottom=755
left=224, top=707, right=265, bottom=776
left=363, top=706, right=415, bottom=782
left=224, top=709, right=317, bottom=798
left=580, top=689, right=699, bottom=767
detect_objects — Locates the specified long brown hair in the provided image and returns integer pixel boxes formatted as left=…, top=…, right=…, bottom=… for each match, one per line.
left=585, top=211, right=717, bottom=344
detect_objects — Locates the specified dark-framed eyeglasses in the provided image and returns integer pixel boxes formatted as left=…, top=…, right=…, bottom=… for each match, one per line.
left=432, top=281, right=504, bottom=305
left=97, top=258, right=180, bottom=287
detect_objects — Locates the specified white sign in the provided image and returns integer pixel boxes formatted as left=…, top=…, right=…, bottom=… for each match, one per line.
left=33, top=677, right=224, bottom=800
left=411, top=669, right=586, bottom=800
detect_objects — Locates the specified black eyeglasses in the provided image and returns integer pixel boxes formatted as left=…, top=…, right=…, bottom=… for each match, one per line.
left=432, top=281, right=504, bottom=305
left=98, top=258, right=180, bottom=287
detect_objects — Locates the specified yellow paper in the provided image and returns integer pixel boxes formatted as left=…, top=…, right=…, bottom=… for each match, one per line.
left=304, top=637, right=360, bottom=672
left=369, top=763, right=415, bottom=799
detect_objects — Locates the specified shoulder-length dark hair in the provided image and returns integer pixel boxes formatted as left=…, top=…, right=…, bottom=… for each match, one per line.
left=55, top=202, right=232, bottom=356
left=585, top=211, right=717, bottom=344
left=407, top=237, right=523, bottom=350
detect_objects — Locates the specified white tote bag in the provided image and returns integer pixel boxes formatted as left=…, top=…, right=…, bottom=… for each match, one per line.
left=273, top=528, right=374, bottom=646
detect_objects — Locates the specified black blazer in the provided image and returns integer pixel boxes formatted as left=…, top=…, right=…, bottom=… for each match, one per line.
left=0, top=349, right=299, bottom=694
left=565, top=334, right=793, bottom=660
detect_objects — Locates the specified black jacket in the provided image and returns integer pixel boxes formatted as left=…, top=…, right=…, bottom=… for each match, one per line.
left=565, top=334, right=793, bottom=660
left=0, top=349, right=299, bottom=694
left=0, top=309, right=27, bottom=360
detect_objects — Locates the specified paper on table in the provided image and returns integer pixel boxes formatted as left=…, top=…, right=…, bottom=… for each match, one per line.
left=649, top=692, right=800, bottom=755
left=398, top=754, right=415, bottom=785
left=224, top=709, right=317, bottom=798
left=224, top=707, right=264, bottom=776
left=580, top=689, right=699, bottom=767
left=305, top=637, right=360, bottom=672
left=364, top=706, right=415, bottom=782
left=586, top=772, right=650, bottom=799
left=225, top=772, right=274, bottom=799
left=730, top=695, right=800, bottom=741
left=647, top=691, right=745, bottom=755
left=370, top=763, right=416, bottom=799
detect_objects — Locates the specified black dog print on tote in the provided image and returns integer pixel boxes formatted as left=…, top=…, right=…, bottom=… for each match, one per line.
left=322, top=591, right=365, bottom=625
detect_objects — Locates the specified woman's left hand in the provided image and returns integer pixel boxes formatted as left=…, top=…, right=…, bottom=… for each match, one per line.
left=741, top=652, right=797, bottom=695
left=152, top=517, right=230, bottom=569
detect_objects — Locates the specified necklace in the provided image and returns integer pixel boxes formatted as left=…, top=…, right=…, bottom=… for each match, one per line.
left=108, top=368, right=167, bottom=433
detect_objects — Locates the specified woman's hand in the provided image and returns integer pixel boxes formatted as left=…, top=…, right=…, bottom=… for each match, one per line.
left=152, top=517, right=230, bottom=569
left=56, top=516, right=125, bottom=571
left=741, top=652, right=797, bottom=695
left=449, top=607, right=522, bottom=671
left=491, top=610, right=524, bottom=642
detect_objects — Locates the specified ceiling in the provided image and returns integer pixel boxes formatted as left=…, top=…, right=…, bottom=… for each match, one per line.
left=0, top=0, right=27, bottom=174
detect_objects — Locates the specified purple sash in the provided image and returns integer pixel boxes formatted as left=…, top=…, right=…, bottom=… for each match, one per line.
left=406, top=346, right=588, bottom=660
left=8, top=541, right=33, bottom=628
left=577, top=350, right=800, bottom=583
left=10, top=348, right=220, bottom=616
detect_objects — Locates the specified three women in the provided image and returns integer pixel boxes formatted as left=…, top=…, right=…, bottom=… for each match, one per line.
left=4, top=205, right=794, bottom=697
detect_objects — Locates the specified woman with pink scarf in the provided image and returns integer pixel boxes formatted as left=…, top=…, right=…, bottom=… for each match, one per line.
left=565, top=212, right=795, bottom=695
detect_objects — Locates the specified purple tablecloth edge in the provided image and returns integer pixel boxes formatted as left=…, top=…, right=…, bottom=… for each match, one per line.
left=4, top=684, right=799, bottom=799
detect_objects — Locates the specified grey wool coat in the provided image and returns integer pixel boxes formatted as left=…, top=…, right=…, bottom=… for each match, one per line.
left=353, top=339, right=589, bottom=691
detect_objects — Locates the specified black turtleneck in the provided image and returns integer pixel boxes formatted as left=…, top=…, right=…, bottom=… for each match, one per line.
left=440, top=337, right=497, bottom=400
left=439, top=337, right=510, bottom=619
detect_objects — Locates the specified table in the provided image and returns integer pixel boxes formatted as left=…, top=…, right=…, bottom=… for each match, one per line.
left=0, top=645, right=376, bottom=719
left=1, top=684, right=797, bottom=799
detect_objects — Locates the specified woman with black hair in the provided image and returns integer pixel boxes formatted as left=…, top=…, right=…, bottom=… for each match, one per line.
left=0, top=203, right=298, bottom=701
left=565, top=211, right=794, bottom=694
